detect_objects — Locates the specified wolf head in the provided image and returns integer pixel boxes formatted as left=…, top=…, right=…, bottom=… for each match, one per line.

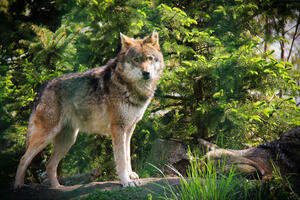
left=117, top=31, right=164, bottom=84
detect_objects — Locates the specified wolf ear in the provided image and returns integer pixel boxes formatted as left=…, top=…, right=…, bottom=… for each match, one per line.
left=143, top=31, right=160, bottom=50
left=120, top=33, right=134, bottom=49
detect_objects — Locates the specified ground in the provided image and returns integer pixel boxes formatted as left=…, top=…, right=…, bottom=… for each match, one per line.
left=0, top=177, right=180, bottom=200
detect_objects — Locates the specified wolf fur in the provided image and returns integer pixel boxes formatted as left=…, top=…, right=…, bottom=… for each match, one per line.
left=14, top=31, right=165, bottom=189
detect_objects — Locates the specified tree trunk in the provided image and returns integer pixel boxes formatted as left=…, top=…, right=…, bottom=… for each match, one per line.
left=279, top=28, right=286, bottom=98
left=200, top=126, right=300, bottom=193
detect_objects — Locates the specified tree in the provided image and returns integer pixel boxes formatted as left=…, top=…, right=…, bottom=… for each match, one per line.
left=145, top=2, right=299, bottom=145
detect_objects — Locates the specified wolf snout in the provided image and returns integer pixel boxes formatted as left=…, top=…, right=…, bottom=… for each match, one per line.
left=142, top=71, right=150, bottom=80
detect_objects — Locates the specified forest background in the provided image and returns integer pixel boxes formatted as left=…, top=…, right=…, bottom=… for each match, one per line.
left=0, top=0, right=299, bottom=189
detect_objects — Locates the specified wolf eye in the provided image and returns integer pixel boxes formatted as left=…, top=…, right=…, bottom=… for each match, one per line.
left=133, top=57, right=140, bottom=63
left=147, top=56, right=154, bottom=61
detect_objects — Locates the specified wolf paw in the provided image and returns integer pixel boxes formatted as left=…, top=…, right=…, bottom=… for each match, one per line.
left=14, top=184, right=28, bottom=190
left=129, top=171, right=139, bottom=180
left=49, top=184, right=63, bottom=189
left=121, top=180, right=140, bottom=187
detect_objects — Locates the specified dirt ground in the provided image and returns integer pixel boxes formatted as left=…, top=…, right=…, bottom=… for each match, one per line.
left=0, top=177, right=180, bottom=200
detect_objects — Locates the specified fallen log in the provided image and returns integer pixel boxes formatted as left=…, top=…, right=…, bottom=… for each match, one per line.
left=200, top=126, right=300, bottom=192
left=148, top=127, right=300, bottom=193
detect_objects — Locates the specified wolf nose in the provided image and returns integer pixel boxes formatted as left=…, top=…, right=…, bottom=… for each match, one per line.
left=142, top=71, right=150, bottom=80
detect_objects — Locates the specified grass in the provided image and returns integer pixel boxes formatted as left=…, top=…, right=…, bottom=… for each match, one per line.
left=267, top=161, right=300, bottom=200
left=155, top=151, right=247, bottom=200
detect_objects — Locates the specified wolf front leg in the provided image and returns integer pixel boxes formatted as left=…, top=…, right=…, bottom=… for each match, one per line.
left=111, top=124, right=139, bottom=187
left=125, top=123, right=140, bottom=181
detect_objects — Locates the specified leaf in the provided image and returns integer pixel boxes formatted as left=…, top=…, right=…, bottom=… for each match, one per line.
left=251, top=115, right=262, bottom=122
left=182, top=61, right=193, bottom=67
left=263, top=69, right=277, bottom=77
left=285, top=97, right=296, bottom=104
left=173, top=7, right=187, bottom=16
left=231, top=108, right=238, bottom=113
left=254, top=101, right=265, bottom=107
left=213, top=89, right=224, bottom=99
left=249, top=70, right=258, bottom=75
left=275, top=63, right=285, bottom=69
left=214, top=5, right=226, bottom=15
left=287, top=80, right=296, bottom=85
left=194, top=55, right=206, bottom=63
left=263, top=108, right=275, bottom=118
left=175, top=66, right=186, bottom=73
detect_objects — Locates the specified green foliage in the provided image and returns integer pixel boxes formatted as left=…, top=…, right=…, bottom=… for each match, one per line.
left=0, top=125, right=26, bottom=187
left=149, top=2, right=300, bottom=145
left=60, top=134, right=116, bottom=180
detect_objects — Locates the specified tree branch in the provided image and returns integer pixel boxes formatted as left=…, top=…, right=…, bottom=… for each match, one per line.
left=287, top=14, right=300, bottom=62
left=150, top=103, right=183, bottom=113
left=163, top=94, right=186, bottom=100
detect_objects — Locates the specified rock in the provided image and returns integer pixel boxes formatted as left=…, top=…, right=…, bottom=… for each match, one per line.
left=148, top=139, right=189, bottom=175
left=4, top=177, right=180, bottom=200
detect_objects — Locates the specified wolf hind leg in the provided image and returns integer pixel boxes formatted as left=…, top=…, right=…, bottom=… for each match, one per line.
left=14, top=124, right=61, bottom=189
left=46, top=126, right=79, bottom=188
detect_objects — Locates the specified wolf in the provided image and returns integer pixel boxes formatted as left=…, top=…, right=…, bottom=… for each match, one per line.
left=14, top=31, right=165, bottom=189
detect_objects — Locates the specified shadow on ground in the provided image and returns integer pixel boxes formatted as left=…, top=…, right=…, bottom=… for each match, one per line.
left=0, top=177, right=180, bottom=200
